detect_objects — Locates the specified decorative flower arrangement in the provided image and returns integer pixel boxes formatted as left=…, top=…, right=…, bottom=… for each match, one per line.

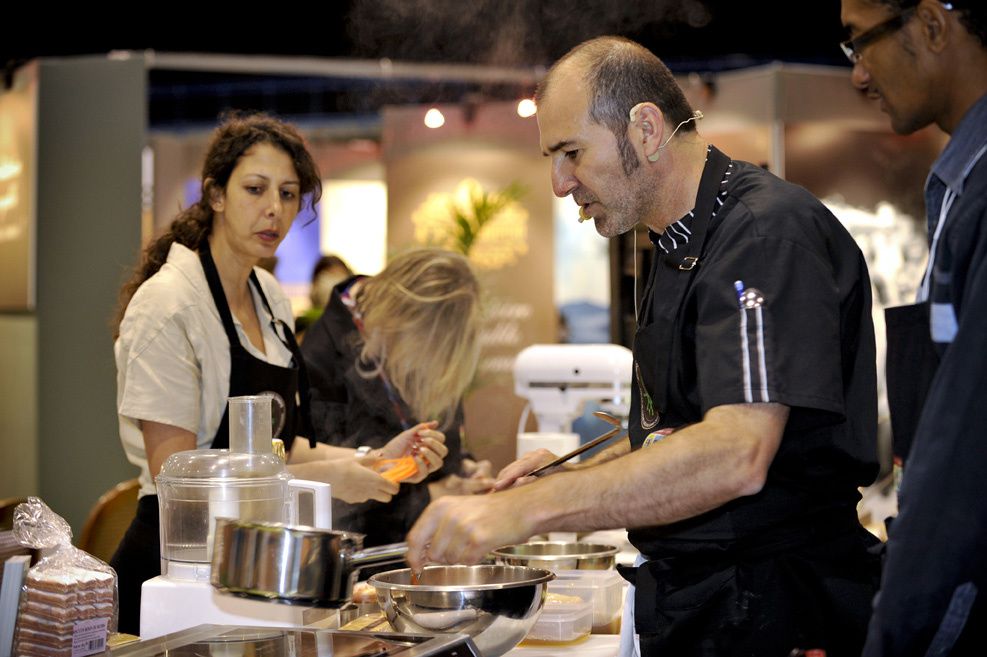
left=411, top=178, right=528, bottom=270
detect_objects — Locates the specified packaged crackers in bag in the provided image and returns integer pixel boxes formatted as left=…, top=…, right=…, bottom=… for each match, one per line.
left=11, top=498, right=117, bottom=657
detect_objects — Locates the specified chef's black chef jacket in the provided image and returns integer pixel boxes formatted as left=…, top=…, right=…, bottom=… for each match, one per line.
left=624, top=146, right=881, bottom=656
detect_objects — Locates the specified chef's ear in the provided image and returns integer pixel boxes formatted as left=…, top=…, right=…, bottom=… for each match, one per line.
left=206, top=178, right=225, bottom=212
left=628, top=102, right=665, bottom=162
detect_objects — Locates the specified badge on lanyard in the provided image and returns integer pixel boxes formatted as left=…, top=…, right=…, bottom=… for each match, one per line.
left=635, top=362, right=661, bottom=430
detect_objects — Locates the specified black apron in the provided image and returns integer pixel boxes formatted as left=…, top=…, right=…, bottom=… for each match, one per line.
left=883, top=302, right=939, bottom=487
left=198, top=242, right=314, bottom=449
left=623, top=147, right=878, bottom=656
left=629, top=147, right=729, bottom=436
left=111, top=243, right=312, bottom=634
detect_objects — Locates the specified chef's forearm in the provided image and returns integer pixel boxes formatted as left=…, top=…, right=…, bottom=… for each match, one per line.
left=407, top=404, right=788, bottom=569
left=527, top=403, right=787, bottom=534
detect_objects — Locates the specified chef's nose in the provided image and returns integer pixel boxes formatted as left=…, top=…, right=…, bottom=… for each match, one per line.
left=552, top=164, right=578, bottom=199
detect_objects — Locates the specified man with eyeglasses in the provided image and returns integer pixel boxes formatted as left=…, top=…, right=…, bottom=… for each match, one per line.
left=840, top=0, right=987, bottom=655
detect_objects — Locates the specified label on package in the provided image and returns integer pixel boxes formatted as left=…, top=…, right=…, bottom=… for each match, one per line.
left=72, top=617, right=108, bottom=657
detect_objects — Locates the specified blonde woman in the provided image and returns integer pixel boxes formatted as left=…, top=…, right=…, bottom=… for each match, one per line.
left=302, top=248, right=492, bottom=546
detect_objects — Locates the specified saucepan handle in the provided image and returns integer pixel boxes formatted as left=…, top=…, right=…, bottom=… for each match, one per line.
left=348, top=542, right=409, bottom=570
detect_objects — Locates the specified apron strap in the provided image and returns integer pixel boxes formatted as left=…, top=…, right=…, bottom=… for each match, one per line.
left=199, top=242, right=314, bottom=444
left=638, top=145, right=732, bottom=328
left=245, top=269, right=315, bottom=443
left=198, top=241, right=246, bottom=352
left=278, top=318, right=315, bottom=443
left=665, top=145, right=731, bottom=272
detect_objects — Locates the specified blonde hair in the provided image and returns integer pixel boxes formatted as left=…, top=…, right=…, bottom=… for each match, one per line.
left=356, top=248, right=481, bottom=427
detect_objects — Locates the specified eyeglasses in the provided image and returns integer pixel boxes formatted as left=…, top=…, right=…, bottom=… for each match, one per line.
left=840, top=7, right=916, bottom=63
left=840, top=2, right=954, bottom=64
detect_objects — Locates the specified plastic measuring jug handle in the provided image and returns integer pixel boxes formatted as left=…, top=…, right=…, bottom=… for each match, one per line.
left=288, top=479, right=332, bottom=529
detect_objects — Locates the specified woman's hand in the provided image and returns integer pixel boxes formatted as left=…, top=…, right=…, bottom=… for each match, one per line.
left=379, top=421, right=448, bottom=483
left=340, top=457, right=401, bottom=502
left=294, top=457, right=400, bottom=503
left=287, top=451, right=399, bottom=503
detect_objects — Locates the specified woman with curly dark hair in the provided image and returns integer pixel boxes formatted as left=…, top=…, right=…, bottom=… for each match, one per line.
left=111, top=114, right=445, bottom=633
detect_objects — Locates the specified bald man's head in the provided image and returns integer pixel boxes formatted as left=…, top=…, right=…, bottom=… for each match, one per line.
left=536, top=36, right=695, bottom=175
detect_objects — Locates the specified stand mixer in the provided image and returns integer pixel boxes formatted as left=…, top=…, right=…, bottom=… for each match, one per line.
left=513, top=344, right=633, bottom=459
left=139, top=395, right=333, bottom=638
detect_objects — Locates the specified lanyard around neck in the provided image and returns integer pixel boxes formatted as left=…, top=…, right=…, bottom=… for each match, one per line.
left=917, top=188, right=957, bottom=303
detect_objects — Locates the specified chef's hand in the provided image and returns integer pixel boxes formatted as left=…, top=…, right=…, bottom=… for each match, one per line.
left=429, top=459, right=496, bottom=498
left=491, top=449, right=560, bottom=491
left=380, top=421, right=448, bottom=484
left=332, top=458, right=400, bottom=503
left=406, top=490, right=537, bottom=570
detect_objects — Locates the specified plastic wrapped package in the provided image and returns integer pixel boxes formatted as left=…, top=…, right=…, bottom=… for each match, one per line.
left=11, top=498, right=117, bottom=657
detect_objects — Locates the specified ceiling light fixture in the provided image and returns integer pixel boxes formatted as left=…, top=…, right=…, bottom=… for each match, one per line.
left=424, top=108, right=445, bottom=129
left=517, top=98, right=537, bottom=118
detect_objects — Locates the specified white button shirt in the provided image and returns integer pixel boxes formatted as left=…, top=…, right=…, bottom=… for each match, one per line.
left=115, top=243, right=294, bottom=497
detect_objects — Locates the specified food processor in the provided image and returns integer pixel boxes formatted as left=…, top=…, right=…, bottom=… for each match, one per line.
left=139, top=395, right=333, bottom=638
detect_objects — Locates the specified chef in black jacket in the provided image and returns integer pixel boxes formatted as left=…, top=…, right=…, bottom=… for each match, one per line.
left=407, top=37, right=881, bottom=657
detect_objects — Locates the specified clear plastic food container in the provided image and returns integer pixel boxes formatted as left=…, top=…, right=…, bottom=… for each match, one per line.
left=523, top=595, right=592, bottom=644
left=549, top=569, right=624, bottom=634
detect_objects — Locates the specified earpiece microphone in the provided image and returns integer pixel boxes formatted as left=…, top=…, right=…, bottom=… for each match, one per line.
left=630, top=104, right=705, bottom=162
left=661, top=110, right=703, bottom=147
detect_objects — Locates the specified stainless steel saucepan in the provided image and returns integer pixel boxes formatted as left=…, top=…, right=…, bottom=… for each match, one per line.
left=210, top=517, right=408, bottom=607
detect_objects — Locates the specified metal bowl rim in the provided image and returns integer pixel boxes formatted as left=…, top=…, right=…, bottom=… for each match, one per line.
left=489, top=541, right=619, bottom=560
left=213, top=517, right=365, bottom=541
left=369, top=565, right=555, bottom=592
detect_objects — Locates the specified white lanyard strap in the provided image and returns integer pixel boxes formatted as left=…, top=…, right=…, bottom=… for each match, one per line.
left=918, top=188, right=957, bottom=303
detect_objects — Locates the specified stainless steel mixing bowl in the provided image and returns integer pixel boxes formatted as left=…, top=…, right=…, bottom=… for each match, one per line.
left=490, top=541, right=618, bottom=570
left=369, top=565, right=554, bottom=657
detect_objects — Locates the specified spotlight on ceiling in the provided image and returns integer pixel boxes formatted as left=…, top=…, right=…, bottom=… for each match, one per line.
left=424, top=108, right=446, bottom=129
left=517, top=98, right=537, bottom=118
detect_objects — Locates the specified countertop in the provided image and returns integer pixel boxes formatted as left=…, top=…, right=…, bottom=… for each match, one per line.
left=506, top=635, right=620, bottom=657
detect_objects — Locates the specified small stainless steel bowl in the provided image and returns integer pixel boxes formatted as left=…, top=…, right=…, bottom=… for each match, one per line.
left=370, top=565, right=554, bottom=657
left=490, top=541, right=618, bottom=571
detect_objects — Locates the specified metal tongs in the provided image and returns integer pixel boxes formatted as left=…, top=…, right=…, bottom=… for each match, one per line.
left=526, top=411, right=626, bottom=478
